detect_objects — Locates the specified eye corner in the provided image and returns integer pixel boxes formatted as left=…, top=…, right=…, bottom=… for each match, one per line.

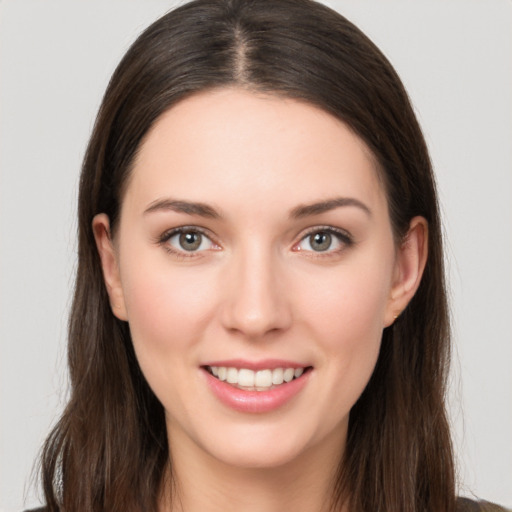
left=290, top=241, right=303, bottom=253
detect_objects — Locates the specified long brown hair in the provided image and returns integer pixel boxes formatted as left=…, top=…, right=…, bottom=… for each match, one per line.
left=40, top=1, right=455, bottom=510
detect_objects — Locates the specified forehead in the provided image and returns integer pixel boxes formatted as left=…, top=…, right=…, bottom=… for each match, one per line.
left=125, top=88, right=386, bottom=217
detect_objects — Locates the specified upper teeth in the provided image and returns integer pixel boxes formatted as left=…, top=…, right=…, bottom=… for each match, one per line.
left=209, top=366, right=304, bottom=389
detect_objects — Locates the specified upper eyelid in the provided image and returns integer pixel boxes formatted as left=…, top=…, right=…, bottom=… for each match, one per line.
left=297, top=225, right=352, bottom=240
left=159, top=225, right=215, bottom=242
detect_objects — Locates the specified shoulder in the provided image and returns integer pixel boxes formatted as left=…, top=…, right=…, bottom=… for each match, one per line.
left=457, top=497, right=511, bottom=512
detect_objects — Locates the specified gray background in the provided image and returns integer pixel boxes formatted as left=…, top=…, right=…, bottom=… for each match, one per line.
left=1, top=1, right=511, bottom=510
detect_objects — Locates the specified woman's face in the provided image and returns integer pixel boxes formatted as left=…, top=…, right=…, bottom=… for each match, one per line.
left=95, top=88, right=425, bottom=470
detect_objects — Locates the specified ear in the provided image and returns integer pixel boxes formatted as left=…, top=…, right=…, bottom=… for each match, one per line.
left=92, top=213, right=128, bottom=321
left=384, top=216, right=428, bottom=327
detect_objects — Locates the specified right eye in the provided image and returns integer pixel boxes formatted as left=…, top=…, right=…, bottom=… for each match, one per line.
left=159, top=228, right=219, bottom=255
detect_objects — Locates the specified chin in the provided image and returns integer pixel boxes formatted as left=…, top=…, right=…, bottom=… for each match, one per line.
left=197, top=420, right=340, bottom=471
left=210, top=443, right=307, bottom=470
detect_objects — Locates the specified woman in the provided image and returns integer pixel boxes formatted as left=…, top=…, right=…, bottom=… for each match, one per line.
left=30, top=0, right=508, bottom=511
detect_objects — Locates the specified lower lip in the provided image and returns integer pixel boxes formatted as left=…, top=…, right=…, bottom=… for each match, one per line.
left=203, top=369, right=311, bottom=413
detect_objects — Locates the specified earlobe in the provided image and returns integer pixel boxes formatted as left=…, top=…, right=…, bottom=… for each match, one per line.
left=384, top=216, right=428, bottom=327
left=92, top=214, right=128, bottom=321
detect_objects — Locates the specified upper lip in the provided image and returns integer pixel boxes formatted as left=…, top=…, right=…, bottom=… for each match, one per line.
left=201, top=359, right=310, bottom=371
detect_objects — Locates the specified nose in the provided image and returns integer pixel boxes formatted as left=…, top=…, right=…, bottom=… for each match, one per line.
left=220, top=245, right=292, bottom=339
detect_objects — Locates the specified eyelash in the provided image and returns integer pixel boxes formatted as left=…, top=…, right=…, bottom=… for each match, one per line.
left=156, top=226, right=219, bottom=259
left=156, top=225, right=354, bottom=259
left=293, top=226, right=354, bottom=257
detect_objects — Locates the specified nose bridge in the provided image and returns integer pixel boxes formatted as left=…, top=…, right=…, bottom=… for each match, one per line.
left=221, top=240, right=291, bottom=337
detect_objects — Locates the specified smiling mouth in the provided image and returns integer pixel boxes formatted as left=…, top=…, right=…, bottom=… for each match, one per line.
left=204, top=365, right=312, bottom=392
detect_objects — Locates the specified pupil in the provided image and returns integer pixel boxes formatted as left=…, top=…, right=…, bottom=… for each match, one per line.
left=311, top=232, right=331, bottom=251
left=179, top=232, right=202, bottom=251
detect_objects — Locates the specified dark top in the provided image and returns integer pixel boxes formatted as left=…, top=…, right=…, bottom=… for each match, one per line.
left=24, top=498, right=511, bottom=511
left=457, top=498, right=511, bottom=512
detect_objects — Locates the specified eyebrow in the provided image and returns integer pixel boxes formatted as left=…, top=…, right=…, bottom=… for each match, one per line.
left=289, top=197, right=372, bottom=218
left=143, top=196, right=371, bottom=220
left=143, top=198, right=221, bottom=219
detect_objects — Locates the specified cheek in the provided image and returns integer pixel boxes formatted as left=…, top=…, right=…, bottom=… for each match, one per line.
left=118, top=253, right=218, bottom=379
left=320, top=276, right=386, bottom=372
left=296, top=255, right=393, bottom=403
left=119, top=260, right=223, bottom=424
left=301, top=258, right=393, bottom=341
left=125, top=272, right=212, bottom=342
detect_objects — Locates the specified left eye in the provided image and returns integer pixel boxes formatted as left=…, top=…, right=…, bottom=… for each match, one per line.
left=295, top=229, right=349, bottom=253
left=166, top=229, right=215, bottom=252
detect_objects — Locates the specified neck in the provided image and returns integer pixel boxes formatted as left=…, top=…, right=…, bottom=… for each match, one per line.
left=159, top=424, right=348, bottom=512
